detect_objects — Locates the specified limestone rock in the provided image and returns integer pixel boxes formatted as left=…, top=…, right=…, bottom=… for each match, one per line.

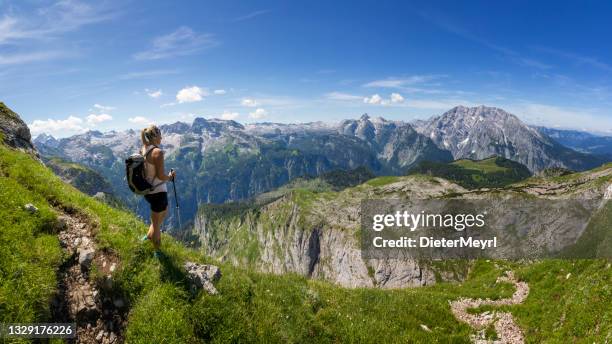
left=24, top=203, right=38, bottom=214
left=78, top=248, right=95, bottom=270
left=184, top=262, right=221, bottom=295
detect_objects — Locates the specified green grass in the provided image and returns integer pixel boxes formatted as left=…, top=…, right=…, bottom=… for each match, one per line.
left=410, top=156, right=532, bottom=189
left=46, top=157, right=90, bottom=172
left=0, top=175, right=62, bottom=325
left=365, top=176, right=400, bottom=187
left=1, top=143, right=611, bottom=343
left=451, top=157, right=508, bottom=173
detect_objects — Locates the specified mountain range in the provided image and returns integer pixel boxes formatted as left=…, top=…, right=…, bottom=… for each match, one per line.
left=33, top=105, right=611, bottom=228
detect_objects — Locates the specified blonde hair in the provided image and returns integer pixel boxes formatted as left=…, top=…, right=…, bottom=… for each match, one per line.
left=141, top=125, right=161, bottom=145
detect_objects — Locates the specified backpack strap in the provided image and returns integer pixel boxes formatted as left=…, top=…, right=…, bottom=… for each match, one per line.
left=143, top=145, right=158, bottom=158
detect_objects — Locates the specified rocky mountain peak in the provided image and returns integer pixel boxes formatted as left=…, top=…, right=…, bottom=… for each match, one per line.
left=34, top=133, right=59, bottom=148
left=419, top=105, right=602, bottom=172
left=161, top=121, right=190, bottom=134
left=191, top=117, right=244, bottom=136
left=86, top=130, right=104, bottom=138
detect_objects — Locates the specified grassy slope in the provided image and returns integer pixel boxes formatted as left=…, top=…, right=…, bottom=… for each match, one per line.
left=0, top=144, right=610, bottom=343
left=409, top=157, right=532, bottom=189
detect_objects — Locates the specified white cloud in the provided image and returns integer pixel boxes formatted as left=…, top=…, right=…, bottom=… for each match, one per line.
left=176, top=86, right=208, bottom=103
left=128, top=116, right=152, bottom=125
left=363, top=94, right=384, bottom=105
left=213, top=89, right=227, bottom=95
left=241, top=98, right=259, bottom=107
left=0, top=2, right=118, bottom=45
left=220, top=111, right=239, bottom=120
left=0, top=2, right=118, bottom=65
left=146, top=89, right=163, bottom=98
left=359, top=93, right=407, bottom=106
left=92, top=104, right=115, bottom=112
left=0, top=51, right=68, bottom=65
left=29, top=116, right=87, bottom=136
left=233, top=9, right=271, bottom=22
left=86, top=113, right=112, bottom=124
left=249, top=108, right=267, bottom=119
left=133, top=26, right=217, bottom=60
left=119, top=69, right=179, bottom=80
left=390, top=93, right=405, bottom=103
left=363, top=75, right=441, bottom=88
left=325, top=92, right=362, bottom=101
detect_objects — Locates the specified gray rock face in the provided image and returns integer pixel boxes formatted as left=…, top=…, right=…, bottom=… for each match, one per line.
left=184, top=262, right=221, bottom=295
left=0, top=102, right=39, bottom=157
left=338, top=114, right=453, bottom=173
left=415, top=105, right=604, bottom=172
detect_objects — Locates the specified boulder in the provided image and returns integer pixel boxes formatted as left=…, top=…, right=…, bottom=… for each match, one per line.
left=184, top=262, right=221, bottom=295
left=24, top=203, right=38, bottom=214
left=78, top=248, right=95, bottom=270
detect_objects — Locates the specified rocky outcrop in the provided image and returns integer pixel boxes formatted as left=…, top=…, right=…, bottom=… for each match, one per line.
left=184, top=262, right=221, bottom=295
left=0, top=102, right=39, bottom=158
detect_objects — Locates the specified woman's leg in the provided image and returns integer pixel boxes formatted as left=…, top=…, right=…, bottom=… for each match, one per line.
left=149, top=209, right=167, bottom=250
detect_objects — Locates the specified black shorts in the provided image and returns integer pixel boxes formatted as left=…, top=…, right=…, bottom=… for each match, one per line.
left=145, top=192, right=168, bottom=213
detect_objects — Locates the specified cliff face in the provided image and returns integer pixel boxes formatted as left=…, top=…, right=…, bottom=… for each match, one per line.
left=193, top=165, right=612, bottom=288
left=194, top=176, right=471, bottom=288
left=0, top=102, right=39, bottom=158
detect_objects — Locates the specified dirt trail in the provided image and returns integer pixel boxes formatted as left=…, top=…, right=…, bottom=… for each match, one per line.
left=450, top=271, right=529, bottom=344
left=51, top=210, right=127, bottom=344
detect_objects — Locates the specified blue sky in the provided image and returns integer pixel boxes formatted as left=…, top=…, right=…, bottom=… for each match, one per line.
left=1, top=0, right=612, bottom=137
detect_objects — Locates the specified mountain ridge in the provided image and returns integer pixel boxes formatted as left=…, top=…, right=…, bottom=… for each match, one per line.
left=32, top=105, right=609, bottom=228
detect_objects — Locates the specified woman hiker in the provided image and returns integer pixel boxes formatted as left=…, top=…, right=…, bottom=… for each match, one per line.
left=140, top=124, right=176, bottom=258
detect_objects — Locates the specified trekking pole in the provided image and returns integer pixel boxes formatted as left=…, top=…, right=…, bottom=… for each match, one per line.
left=170, top=169, right=182, bottom=230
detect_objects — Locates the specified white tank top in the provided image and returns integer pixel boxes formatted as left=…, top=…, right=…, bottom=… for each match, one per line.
left=142, top=145, right=167, bottom=194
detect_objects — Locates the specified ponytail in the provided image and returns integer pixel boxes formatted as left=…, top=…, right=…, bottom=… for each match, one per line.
left=141, top=125, right=161, bottom=145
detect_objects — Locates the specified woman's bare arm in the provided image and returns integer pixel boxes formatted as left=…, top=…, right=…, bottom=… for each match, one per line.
left=151, top=148, right=172, bottom=181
